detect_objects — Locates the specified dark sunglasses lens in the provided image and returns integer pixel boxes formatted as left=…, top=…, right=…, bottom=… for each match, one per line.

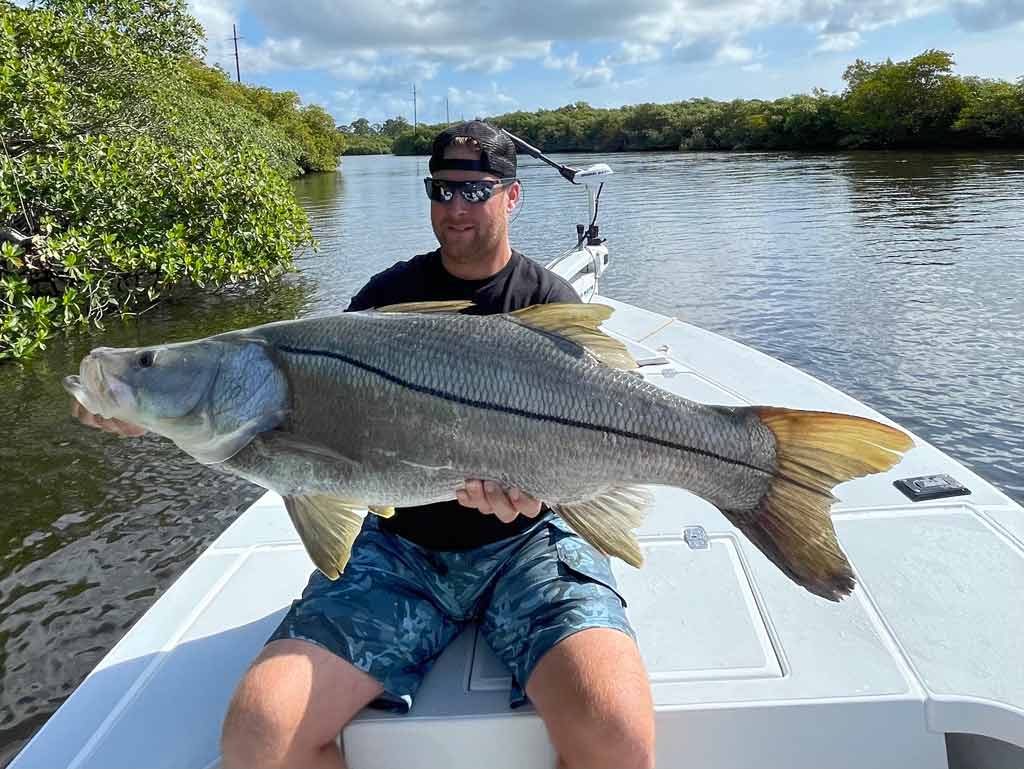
left=461, top=182, right=495, bottom=203
left=424, top=179, right=453, bottom=202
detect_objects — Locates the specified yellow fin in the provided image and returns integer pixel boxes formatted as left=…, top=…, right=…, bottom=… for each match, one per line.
left=283, top=495, right=367, bottom=579
left=510, top=303, right=637, bottom=369
left=368, top=505, right=395, bottom=519
left=554, top=485, right=650, bottom=567
left=375, top=300, right=474, bottom=314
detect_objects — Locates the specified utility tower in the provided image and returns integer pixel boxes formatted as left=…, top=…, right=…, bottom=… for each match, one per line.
left=231, top=24, right=241, bottom=82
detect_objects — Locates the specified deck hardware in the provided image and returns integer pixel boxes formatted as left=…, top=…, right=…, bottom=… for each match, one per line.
left=636, top=355, right=670, bottom=367
left=893, top=474, right=971, bottom=502
left=683, top=526, right=709, bottom=549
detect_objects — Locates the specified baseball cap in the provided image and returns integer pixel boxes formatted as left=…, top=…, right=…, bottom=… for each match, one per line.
left=428, top=120, right=517, bottom=178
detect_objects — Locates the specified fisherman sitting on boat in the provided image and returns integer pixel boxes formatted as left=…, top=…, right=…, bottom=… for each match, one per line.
left=72, top=121, right=656, bottom=769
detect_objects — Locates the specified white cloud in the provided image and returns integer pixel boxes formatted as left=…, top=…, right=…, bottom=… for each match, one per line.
left=815, top=30, right=863, bottom=52
left=610, top=42, right=663, bottom=65
left=544, top=50, right=617, bottom=88
left=717, top=44, right=755, bottom=63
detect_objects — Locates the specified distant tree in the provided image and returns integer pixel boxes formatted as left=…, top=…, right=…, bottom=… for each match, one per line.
left=840, top=49, right=968, bottom=147
left=380, top=116, right=411, bottom=138
left=349, top=117, right=373, bottom=135
left=954, top=77, right=1024, bottom=143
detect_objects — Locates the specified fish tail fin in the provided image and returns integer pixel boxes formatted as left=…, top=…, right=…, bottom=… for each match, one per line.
left=726, top=407, right=914, bottom=601
left=554, top=485, right=650, bottom=567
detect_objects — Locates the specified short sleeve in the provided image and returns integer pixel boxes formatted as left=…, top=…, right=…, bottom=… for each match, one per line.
left=544, top=275, right=582, bottom=304
left=345, top=281, right=379, bottom=312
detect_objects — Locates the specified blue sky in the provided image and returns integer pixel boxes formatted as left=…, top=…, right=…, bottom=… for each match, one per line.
left=189, top=0, right=1024, bottom=127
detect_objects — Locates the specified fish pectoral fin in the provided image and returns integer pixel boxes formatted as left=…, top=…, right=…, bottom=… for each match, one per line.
left=260, top=432, right=362, bottom=468
left=368, top=505, right=396, bottom=518
left=182, top=411, right=286, bottom=465
left=374, top=300, right=474, bottom=314
left=283, top=495, right=367, bottom=579
left=509, top=303, right=637, bottom=370
left=553, top=485, right=650, bottom=567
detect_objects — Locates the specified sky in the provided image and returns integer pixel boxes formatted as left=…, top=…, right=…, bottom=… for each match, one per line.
left=189, top=0, right=1024, bottom=127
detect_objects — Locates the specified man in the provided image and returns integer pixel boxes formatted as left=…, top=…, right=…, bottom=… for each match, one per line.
left=75, top=121, right=655, bottom=769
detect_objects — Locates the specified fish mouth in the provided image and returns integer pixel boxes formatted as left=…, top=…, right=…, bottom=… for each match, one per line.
left=65, top=352, right=134, bottom=418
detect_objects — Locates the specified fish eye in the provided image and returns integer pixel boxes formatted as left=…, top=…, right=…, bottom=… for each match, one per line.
left=137, top=351, right=155, bottom=368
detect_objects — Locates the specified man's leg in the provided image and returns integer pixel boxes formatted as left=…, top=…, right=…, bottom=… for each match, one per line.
left=526, top=628, right=655, bottom=769
left=221, top=639, right=383, bottom=769
left=480, top=517, right=655, bottom=769
left=221, top=516, right=461, bottom=768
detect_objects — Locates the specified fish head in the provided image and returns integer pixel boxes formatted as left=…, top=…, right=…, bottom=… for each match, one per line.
left=64, top=336, right=288, bottom=464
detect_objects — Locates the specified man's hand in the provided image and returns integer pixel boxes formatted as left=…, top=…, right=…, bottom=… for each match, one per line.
left=70, top=398, right=147, bottom=437
left=457, top=480, right=542, bottom=523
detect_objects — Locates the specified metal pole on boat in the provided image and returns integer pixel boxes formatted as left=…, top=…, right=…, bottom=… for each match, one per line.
left=500, top=129, right=578, bottom=183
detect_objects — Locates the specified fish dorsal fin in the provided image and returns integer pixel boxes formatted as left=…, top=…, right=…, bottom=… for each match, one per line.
left=510, top=303, right=637, bottom=369
left=283, top=495, right=367, bottom=579
left=375, top=300, right=474, bottom=314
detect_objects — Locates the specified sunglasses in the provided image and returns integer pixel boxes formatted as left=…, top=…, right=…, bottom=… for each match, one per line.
left=423, top=177, right=518, bottom=204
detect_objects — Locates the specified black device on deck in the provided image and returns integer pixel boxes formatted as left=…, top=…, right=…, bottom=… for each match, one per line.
left=893, top=474, right=971, bottom=502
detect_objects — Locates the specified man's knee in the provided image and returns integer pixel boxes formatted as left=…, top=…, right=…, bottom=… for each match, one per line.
left=527, top=628, right=655, bottom=769
left=220, top=639, right=382, bottom=769
left=221, top=663, right=306, bottom=768
left=558, top=708, right=655, bottom=769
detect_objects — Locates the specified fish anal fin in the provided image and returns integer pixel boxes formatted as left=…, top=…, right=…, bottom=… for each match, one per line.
left=375, top=300, right=474, bottom=314
left=554, top=485, right=650, bottom=567
left=510, top=303, right=637, bottom=370
left=283, top=495, right=367, bottom=579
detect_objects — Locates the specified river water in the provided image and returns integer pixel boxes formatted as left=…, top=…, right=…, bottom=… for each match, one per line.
left=1, top=150, right=1022, bottom=762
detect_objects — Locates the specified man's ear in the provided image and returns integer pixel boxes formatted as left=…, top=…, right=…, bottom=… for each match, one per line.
left=507, top=181, right=521, bottom=213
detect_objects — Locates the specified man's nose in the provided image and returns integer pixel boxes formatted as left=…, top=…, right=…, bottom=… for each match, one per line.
left=448, top=195, right=472, bottom=215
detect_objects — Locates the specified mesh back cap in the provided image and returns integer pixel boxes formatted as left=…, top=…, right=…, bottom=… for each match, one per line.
left=429, top=121, right=517, bottom=178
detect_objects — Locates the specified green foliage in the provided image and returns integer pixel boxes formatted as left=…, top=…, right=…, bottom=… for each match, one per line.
left=176, top=61, right=346, bottom=174
left=342, top=134, right=394, bottom=155
left=954, top=77, right=1024, bottom=143
left=0, top=0, right=317, bottom=360
left=391, top=127, right=439, bottom=155
left=840, top=50, right=969, bottom=147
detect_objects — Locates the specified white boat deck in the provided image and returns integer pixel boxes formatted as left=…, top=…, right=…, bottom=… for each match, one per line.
left=12, top=296, right=1024, bottom=769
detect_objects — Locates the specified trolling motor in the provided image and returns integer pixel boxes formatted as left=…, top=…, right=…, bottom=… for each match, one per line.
left=501, top=129, right=613, bottom=301
left=501, top=129, right=613, bottom=248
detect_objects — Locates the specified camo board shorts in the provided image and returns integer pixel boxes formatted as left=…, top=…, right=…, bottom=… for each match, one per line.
left=267, top=511, right=635, bottom=712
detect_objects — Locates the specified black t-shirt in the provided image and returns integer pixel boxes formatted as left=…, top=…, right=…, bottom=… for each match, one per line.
left=345, top=248, right=581, bottom=550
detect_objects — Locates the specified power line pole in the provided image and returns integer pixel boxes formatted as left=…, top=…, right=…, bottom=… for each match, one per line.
left=232, top=24, right=241, bottom=82
left=412, top=83, right=418, bottom=131
left=446, top=96, right=450, bottom=125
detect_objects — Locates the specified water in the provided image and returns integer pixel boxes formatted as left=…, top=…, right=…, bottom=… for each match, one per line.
left=1, top=150, right=1022, bottom=762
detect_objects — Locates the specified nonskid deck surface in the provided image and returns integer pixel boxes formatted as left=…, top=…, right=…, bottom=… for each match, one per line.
left=12, top=298, right=1024, bottom=769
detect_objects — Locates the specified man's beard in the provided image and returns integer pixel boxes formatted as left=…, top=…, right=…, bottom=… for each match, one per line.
left=438, top=221, right=505, bottom=264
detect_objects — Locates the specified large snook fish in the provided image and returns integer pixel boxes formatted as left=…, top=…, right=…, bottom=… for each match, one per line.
left=64, top=302, right=913, bottom=601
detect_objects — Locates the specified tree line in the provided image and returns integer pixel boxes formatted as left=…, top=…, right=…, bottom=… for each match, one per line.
left=1, top=0, right=346, bottom=360
left=348, top=51, right=1023, bottom=155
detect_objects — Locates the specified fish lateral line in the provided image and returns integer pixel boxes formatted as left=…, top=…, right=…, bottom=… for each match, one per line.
left=274, top=343, right=774, bottom=477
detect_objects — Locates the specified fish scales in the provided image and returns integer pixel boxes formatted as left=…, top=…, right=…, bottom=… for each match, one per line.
left=222, top=311, right=775, bottom=510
